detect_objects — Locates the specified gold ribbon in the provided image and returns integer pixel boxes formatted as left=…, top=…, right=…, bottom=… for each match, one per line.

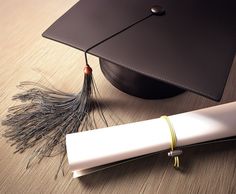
left=161, top=115, right=181, bottom=168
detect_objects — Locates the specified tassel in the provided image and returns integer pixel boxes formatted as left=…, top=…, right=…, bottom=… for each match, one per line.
left=2, top=63, right=109, bottom=178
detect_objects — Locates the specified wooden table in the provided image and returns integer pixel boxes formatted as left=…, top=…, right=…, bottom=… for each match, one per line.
left=0, top=1, right=235, bottom=193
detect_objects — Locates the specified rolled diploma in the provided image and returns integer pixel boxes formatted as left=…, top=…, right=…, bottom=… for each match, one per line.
left=66, top=102, right=236, bottom=176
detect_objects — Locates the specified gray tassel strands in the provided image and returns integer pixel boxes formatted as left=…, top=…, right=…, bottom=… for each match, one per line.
left=2, top=65, right=110, bottom=178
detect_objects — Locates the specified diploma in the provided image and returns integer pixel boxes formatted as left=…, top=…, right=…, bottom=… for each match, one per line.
left=66, top=102, right=236, bottom=178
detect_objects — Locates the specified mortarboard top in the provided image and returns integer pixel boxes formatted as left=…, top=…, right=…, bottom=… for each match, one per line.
left=43, top=0, right=236, bottom=101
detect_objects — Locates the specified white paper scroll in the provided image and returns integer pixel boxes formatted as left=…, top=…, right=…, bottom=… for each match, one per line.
left=66, top=102, right=236, bottom=178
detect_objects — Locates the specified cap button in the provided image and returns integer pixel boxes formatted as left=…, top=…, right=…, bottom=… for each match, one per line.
left=151, top=5, right=165, bottom=15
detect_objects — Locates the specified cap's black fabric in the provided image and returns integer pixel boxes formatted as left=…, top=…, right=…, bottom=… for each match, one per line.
left=43, top=0, right=236, bottom=101
left=43, top=0, right=157, bottom=50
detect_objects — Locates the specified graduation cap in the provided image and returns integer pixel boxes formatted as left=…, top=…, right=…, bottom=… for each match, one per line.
left=2, top=0, right=236, bottom=175
left=43, top=0, right=236, bottom=100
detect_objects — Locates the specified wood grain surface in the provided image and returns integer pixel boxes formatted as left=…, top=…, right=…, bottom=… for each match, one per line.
left=0, top=1, right=235, bottom=193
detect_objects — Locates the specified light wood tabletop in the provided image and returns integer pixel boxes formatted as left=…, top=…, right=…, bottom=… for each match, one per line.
left=0, top=1, right=236, bottom=193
